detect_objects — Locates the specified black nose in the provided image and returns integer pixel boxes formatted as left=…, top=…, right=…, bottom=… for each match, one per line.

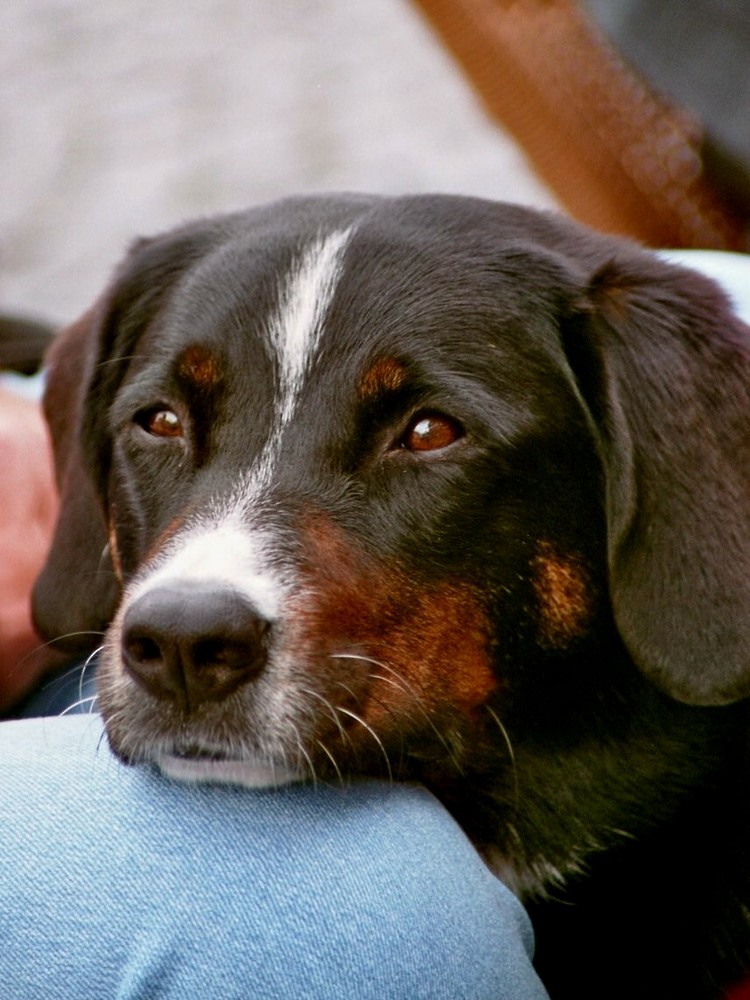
left=121, top=583, right=270, bottom=711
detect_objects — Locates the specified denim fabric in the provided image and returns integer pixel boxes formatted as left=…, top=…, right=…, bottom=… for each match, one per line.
left=0, top=716, right=548, bottom=999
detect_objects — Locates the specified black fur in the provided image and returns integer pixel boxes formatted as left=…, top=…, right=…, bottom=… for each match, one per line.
left=32, top=195, right=750, bottom=998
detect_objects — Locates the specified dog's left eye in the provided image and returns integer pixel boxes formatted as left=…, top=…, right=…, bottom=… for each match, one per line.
left=400, top=412, right=464, bottom=453
left=136, top=407, right=184, bottom=439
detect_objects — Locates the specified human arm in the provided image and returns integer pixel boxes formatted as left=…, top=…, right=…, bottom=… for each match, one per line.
left=0, top=386, right=58, bottom=711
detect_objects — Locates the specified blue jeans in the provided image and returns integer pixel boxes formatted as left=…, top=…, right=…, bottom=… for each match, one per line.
left=0, top=712, right=548, bottom=999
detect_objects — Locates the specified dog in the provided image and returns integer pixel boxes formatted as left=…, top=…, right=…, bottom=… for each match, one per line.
left=32, top=194, right=750, bottom=998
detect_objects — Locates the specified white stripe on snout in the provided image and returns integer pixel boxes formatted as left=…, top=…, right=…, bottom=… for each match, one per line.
left=254, top=227, right=353, bottom=488
left=117, top=230, right=354, bottom=648
left=126, top=521, right=285, bottom=623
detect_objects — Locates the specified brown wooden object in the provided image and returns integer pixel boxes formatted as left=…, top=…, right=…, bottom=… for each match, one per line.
left=410, top=0, right=750, bottom=250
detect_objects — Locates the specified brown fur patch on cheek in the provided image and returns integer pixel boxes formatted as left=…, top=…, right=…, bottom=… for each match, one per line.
left=531, top=540, right=593, bottom=649
left=291, top=515, right=497, bottom=722
left=177, top=345, right=221, bottom=388
left=379, top=584, right=497, bottom=714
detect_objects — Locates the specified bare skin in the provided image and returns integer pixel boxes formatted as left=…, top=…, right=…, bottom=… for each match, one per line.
left=0, top=387, right=58, bottom=711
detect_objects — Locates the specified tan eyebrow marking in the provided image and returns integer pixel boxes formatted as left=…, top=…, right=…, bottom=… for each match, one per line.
left=357, top=357, right=409, bottom=402
left=177, top=345, right=221, bottom=389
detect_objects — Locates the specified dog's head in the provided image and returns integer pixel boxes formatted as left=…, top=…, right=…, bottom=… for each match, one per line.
left=33, top=195, right=750, bottom=885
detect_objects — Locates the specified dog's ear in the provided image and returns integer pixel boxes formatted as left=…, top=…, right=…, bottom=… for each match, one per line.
left=561, top=252, right=750, bottom=705
left=31, top=300, right=120, bottom=652
left=33, top=225, right=215, bottom=653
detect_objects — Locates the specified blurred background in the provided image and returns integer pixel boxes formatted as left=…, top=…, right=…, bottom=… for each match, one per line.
left=3, top=0, right=748, bottom=328
left=1, top=0, right=557, bottom=326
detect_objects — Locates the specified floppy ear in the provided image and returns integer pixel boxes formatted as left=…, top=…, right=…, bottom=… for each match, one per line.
left=562, top=252, right=750, bottom=705
left=32, top=301, right=120, bottom=652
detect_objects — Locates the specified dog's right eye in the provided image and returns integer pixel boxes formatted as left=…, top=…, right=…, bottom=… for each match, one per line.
left=135, top=407, right=184, bottom=439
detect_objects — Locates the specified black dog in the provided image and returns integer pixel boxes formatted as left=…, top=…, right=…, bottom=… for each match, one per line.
left=33, top=195, right=750, bottom=998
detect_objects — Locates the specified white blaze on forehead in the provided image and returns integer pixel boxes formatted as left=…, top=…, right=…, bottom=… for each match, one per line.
left=271, top=227, right=353, bottom=409
left=255, top=227, right=353, bottom=486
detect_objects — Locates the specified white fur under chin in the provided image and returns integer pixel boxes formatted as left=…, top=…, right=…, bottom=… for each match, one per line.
left=157, top=754, right=305, bottom=789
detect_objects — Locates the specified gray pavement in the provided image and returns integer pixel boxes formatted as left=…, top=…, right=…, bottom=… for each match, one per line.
left=1, top=0, right=555, bottom=326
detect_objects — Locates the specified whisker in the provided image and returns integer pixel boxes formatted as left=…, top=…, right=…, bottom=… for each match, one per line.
left=331, top=653, right=465, bottom=775
left=95, top=725, right=110, bottom=756
left=367, top=673, right=465, bottom=776
left=330, top=652, right=389, bottom=669
left=82, top=645, right=105, bottom=668
left=299, top=686, right=350, bottom=746
left=486, top=705, right=519, bottom=806
left=93, top=354, right=138, bottom=370
left=334, top=705, right=393, bottom=783
left=288, top=722, right=317, bottom=787
left=78, top=645, right=104, bottom=705
left=313, top=738, right=345, bottom=787
left=332, top=653, right=422, bottom=709
left=59, top=695, right=99, bottom=717
left=11, top=631, right=106, bottom=672
left=48, top=631, right=106, bottom=645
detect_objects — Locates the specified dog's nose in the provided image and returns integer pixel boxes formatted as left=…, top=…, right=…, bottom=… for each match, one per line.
left=120, top=583, right=270, bottom=710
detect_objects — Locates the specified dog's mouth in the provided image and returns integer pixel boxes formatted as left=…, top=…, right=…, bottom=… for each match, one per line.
left=156, top=744, right=305, bottom=789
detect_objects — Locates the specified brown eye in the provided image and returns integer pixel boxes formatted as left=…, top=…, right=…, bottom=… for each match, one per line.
left=139, top=407, right=184, bottom=438
left=401, top=412, right=463, bottom=453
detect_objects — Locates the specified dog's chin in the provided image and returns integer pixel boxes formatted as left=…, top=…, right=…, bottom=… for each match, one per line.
left=156, top=752, right=306, bottom=789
